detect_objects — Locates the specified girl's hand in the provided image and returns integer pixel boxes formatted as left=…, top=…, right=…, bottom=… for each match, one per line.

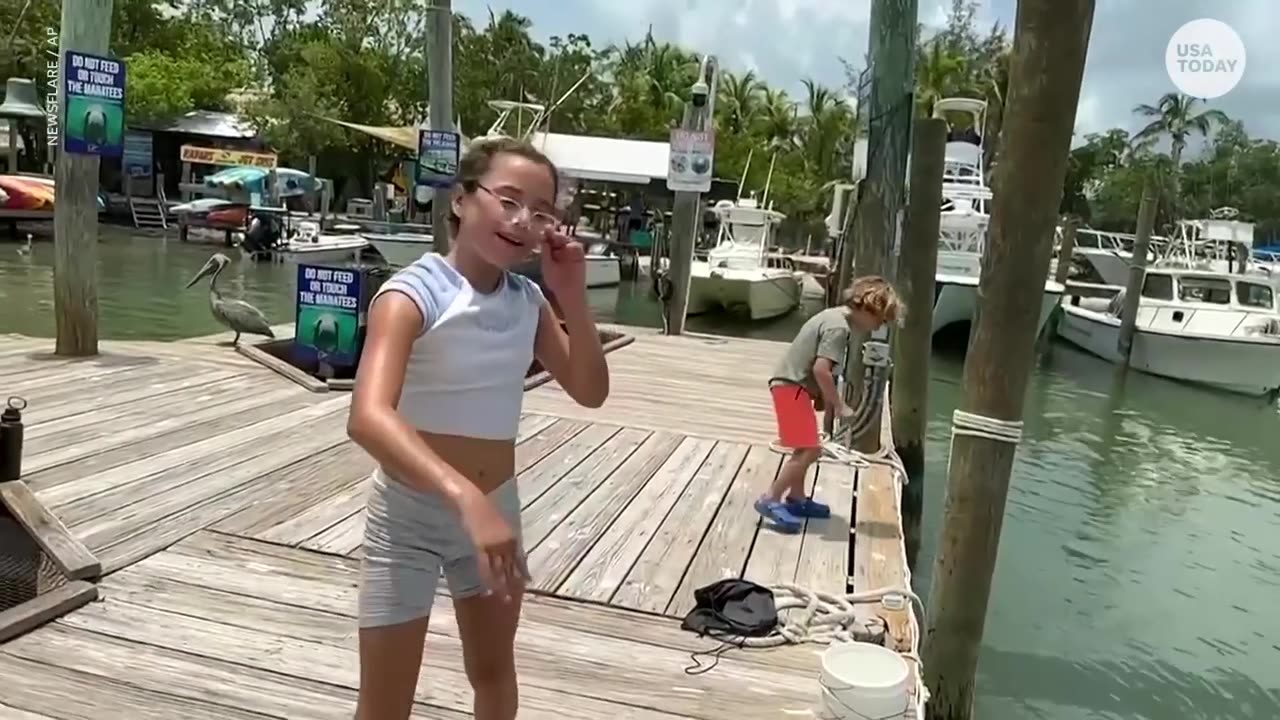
left=457, top=489, right=525, bottom=602
left=540, top=227, right=587, bottom=300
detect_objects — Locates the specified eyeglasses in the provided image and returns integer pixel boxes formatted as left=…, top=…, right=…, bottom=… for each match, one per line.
left=476, top=184, right=558, bottom=231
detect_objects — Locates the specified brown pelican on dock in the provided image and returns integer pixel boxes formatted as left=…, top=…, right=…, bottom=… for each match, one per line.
left=185, top=253, right=275, bottom=345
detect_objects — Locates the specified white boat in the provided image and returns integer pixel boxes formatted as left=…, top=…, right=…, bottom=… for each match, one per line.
left=276, top=221, right=368, bottom=264
left=363, top=232, right=434, bottom=267
left=932, top=97, right=1063, bottom=339
left=1058, top=259, right=1280, bottom=396
left=687, top=196, right=801, bottom=320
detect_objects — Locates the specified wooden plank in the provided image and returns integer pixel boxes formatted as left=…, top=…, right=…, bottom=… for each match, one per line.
left=5, top=355, right=169, bottom=390
left=17, top=363, right=197, bottom=409
left=524, top=429, right=669, bottom=590
left=554, top=434, right=715, bottom=606
left=123, top=533, right=819, bottom=673
left=666, top=444, right=782, bottom=617
left=299, top=508, right=365, bottom=555
left=514, top=417, right=589, bottom=472
left=517, top=423, right=621, bottom=506
left=3, top=622, right=465, bottom=720
left=742, top=462, right=817, bottom=587
left=516, top=412, right=559, bottom=443
left=234, top=342, right=330, bottom=392
left=851, top=400, right=913, bottom=651
left=25, top=391, right=320, bottom=492
left=0, top=481, right=100, bottom=580
left=86, top=421, right=352, bottom=572
left=211, top=443, right=372, bottom=538
left=24, top=383, right=309, bottom=475
left=522, top=427, right=650, bottom=552
left=794, top=460, right=858, bottom=594
left=60, top=589, right=704, bottom=719
left=255, top=471, right=370, bottom=547
left=23, top=372, right=253, bottom=444
left=606, top=441, right=749, bottom=612
left=96, top=550, right=816, bottom=718
left=17, top=368, right=242, bottom=427
left=0, top=581, right=97, bottom=644
left=0, top=701, right=61, bottom=720
left=39, top=395, right=350, bottom=518
left=0, top=653, right=273, bottom=720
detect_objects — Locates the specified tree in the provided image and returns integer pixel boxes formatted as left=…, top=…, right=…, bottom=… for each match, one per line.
left=1132, top=92, right=1229, bottom=208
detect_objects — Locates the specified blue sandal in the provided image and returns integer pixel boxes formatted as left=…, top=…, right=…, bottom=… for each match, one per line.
left=755, top=498, right=802, bottom=533
left=786, top=496, right=831, bottom=519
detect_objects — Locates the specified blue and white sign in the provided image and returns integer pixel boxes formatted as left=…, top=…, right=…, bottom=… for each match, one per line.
left=123, top=130, right=152, bottom=177
left=416, top=130, right=460, bottom=188
left=63, top=50, right=125, bottom=157
left=294, top=264, right=362, bottom=368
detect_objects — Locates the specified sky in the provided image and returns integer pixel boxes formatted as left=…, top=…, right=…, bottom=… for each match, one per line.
left=453, top=0, right=1280, bottom=143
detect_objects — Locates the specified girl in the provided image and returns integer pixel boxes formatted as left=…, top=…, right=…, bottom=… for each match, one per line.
left=347, top=137, right=610, bottom=720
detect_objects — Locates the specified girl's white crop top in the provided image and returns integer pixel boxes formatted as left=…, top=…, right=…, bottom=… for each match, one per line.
left=372, top=253, right=544, bottom=441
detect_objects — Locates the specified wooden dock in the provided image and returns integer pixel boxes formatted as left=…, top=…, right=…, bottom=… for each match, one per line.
left=0, top=326, right=916, bottom=719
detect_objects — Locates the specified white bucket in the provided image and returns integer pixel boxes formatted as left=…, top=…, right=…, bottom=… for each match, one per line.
left=818, top=641, right=911, bottom=720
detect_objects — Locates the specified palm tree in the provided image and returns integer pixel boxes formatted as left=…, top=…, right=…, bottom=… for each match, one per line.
left=914, top=39, right=966, bottom=117
left=1132, top=93, right=1229, bottom=207
left=717, top=70, right=765, bottom=134
left=757, top=88, right=800, bottom=152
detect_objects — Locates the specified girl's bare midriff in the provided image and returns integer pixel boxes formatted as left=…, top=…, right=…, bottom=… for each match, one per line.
left=417, top=430, right=516, bottom=495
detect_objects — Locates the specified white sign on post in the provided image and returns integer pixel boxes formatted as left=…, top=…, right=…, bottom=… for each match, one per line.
left=667, top=129, right=715, bottom=193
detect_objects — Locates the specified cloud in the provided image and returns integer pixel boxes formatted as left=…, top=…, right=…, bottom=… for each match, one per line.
left=454, top=0, right=1279, bottom=139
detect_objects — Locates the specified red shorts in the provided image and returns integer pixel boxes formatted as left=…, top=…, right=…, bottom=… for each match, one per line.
left=770, top=384, right=820, bottom=449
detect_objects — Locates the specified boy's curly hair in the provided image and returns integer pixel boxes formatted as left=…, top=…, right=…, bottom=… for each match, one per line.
left=841, top=275, right=902, bottom=325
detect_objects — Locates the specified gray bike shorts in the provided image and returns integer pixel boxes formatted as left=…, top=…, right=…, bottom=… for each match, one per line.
left=358, top=468, right=524, bottom=629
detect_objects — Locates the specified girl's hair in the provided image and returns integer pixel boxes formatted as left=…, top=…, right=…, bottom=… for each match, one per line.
left=447, top=137, right=560, bottom=233
left=842, top=275, right=902, bottom=324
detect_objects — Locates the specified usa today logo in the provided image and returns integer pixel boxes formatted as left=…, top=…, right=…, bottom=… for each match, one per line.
left=1165, top=18, right=1246, bottom=99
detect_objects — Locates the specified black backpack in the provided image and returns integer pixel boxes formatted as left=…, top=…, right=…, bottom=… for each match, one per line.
left=680, top=579, right=779, bottom=673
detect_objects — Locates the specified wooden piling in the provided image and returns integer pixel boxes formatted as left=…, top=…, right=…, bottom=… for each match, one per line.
left=891, top=117, right=946, bottom=570
left=845, top=0, right=917, bottom=450
left=1053, top=217, right=1078, bottom=286
left=52, top=0, right=114, bottom=357
left=1116, top=183, right=1158, bottom=369
left=426, top=0, right=454, bottom=253
left=661, top=59, right=716, bottom=337
left=922, top=1, right=1096, bottom=718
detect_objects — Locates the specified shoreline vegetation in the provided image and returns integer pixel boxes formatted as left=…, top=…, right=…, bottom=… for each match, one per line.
left=3, top=0, right=1274, bottom=243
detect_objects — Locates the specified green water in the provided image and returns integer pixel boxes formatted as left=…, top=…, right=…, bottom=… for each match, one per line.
left=2, top=230, right=1278, bottom=718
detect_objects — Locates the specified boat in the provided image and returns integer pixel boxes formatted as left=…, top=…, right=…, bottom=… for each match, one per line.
left=1065, top=227, right=1163, bottom=286
left=1057, top=260, right=1280, bottom=396
left=686, top=195, right=802, bottom=321
left=362, top=231, right=435, bottom=267
left=277, top=221, right=368, bottom=264
left=931, top=98, right=1063, bottom=339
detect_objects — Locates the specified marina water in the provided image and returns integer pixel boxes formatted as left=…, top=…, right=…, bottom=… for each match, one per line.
left=2, top=230, right=1278, bottom=718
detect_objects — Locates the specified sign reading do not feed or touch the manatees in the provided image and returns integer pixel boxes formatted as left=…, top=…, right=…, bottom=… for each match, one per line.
left=296, top=265, right=361, bottom=367
left=667, top=129, right=715, bottom=193
left=63, top=50, right=126, bottom=157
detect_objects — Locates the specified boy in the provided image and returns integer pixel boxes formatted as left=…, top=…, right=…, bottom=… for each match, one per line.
left=756, top=276, right=901, bottom=533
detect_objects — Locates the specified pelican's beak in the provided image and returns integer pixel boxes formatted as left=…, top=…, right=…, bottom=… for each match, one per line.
left=185, top=259, right=217, bottom=289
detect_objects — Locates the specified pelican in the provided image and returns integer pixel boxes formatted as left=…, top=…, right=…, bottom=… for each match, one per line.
left=185, top=253, right=275, bottom=345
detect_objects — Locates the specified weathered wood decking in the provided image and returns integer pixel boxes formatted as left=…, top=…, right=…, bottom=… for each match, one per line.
left=0, top=327, right=913, bottom=718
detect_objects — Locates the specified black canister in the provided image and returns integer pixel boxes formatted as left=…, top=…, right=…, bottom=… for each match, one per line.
left=0, top=396, right=26, bottom=481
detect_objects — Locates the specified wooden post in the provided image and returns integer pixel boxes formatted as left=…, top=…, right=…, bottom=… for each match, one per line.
left=53, top=0, right=114, bottom=357
left=1116, top=182, right=1158, bottom=368
left=891, top=116, right=946, bottom=570
left=1053, top=217, right=1078, bottom=286
left=662, top=57, right=717, bottom=336
left=426, top=0, right=454, bottom=253
left=845, top=0, right=917, bottom=449
left=922, top=2, right=1096, bottom=718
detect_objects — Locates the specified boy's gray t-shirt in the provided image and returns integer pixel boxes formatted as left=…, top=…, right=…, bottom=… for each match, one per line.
left=769, top=307, right=851, bottom=397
